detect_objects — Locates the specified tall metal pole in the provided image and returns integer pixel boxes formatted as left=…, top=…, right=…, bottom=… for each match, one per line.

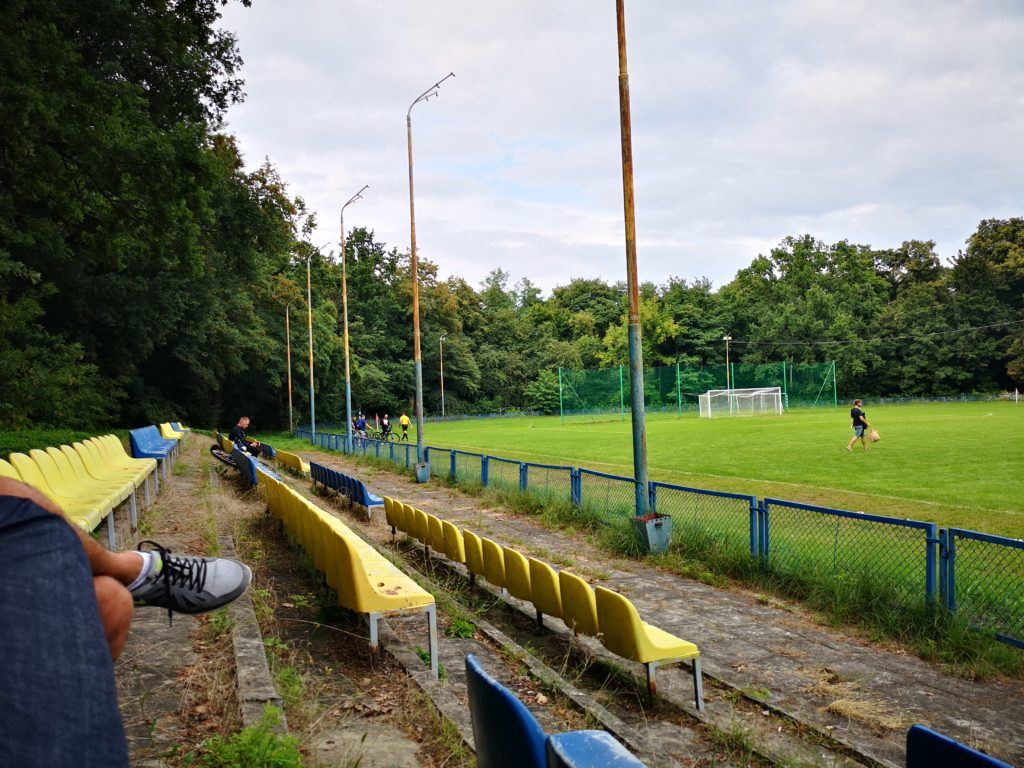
left=407, top=72, right=454, bottom=481
left=723, top=334, right=732, bottom=414
left=439, top=334, right=446, bottom=418
left=307, top=254, right=316, bottom=440
left=340, top=185, right=369, bottom=452
left=285, top=302, right=294, bottom=433
left=616, top=0, right=649, bottom=517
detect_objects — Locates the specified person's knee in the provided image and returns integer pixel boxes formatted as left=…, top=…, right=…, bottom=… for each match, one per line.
left=94, top=576, right=133, bottom=660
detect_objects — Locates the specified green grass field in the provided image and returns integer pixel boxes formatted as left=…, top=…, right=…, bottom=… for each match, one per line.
left=409, top=402, right=1024, bottom=538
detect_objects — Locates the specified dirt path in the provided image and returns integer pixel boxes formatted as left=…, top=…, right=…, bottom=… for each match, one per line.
left=298, top=448, right=1024, bottom=768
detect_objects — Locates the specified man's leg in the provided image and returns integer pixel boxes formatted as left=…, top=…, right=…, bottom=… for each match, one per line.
left=0, top=492, right=130, bottom=767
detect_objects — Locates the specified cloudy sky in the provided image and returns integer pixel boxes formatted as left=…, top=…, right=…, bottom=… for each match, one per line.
left=217, top=1, right=1024, bottom=293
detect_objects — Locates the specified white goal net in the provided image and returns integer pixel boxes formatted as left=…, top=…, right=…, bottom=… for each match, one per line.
left=698, top=387, right=784, bottom=418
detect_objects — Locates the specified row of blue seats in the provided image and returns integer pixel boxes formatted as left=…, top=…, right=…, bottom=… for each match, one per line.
left=467, top=652, right=1012, bottom=768
left=310, top=462, right=384, bottom=519
left=129, top=424, right=181, bottom=479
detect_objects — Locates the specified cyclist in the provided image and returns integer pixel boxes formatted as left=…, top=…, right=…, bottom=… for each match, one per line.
left=355, top=413, right=367, bottom=437
left=399, top=412, right=411, bottom=442
left=381, top=414, right=392, bottom=440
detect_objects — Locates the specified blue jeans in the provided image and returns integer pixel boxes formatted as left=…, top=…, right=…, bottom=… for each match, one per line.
left=0, top=495, right=129, bottom=767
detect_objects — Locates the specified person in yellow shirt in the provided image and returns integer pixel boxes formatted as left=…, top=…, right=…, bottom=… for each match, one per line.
left=399, top=413, right=411, bottom=442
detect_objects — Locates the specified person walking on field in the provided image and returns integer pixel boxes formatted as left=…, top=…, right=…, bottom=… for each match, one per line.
left=847, top=399, right=870, bottom=451
left=399, top=412, right=411, bottom=442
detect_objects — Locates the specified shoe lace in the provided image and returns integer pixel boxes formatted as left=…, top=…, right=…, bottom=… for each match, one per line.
left=139, top=540, right=208, bottom=625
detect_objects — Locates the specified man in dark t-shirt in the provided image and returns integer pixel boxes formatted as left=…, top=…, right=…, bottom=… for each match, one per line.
left=846, top=399, right=870, bottom=451
left=229, top=416, right=261, bottom=456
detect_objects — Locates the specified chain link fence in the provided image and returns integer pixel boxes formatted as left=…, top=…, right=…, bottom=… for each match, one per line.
left=762, top=498, right=937, bottom=603
left=653, top=482, right=757, bottom=561
left=578, top=469, right=637, bottom=525
left=944, top=529, right=1024, bottom=648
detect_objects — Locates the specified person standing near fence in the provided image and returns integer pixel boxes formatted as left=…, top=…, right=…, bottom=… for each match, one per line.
left=846, top=399, right=870, bottom=452
left=399, top=412, right=411, bottom=442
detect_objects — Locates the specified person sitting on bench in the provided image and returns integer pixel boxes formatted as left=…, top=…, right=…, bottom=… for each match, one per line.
left=229, top=416, right=262, bottom=456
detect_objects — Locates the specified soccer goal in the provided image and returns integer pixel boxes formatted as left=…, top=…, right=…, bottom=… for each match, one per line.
left=699, top=387, right=784, bottom=418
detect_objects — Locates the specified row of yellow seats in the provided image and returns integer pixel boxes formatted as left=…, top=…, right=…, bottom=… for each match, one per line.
left=0, top=435, right=158, bottom=548
left=256, top=473, right=439, bottom=677
left=275, top=450, right=310, bottom=476
left=382, top=496, right=704, bottom=708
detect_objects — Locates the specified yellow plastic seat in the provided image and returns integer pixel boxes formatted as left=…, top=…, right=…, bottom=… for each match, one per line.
left=92, top=437, right=151, bottom=486
left=46, top=447, right=131, bottom=504
left=0, top=458, right=23, bottom=481
left=528, top=557, right=563, bottom=625
left=7, top=452, right=105, bottom=532
left=595, top=586, right=703, bottom=709
left=503, top=547, right=532, bottom=602
left=414, top=508, right=430, bottom=547
left=77, top=441, right=142, bottom=493
left=401, top=502, right=417, bottom=538
left=220, top=433, right=234, bottom=452
left=481, top=537, right=506, bottom=589
left=463, top=530, right=485, bottom=583
left=276, top=450, right=310, bottom=476
left=441, top=521, right=465, bottom=563
left=558, top=570, right=599, bottom=637
left=383, top=496, right=398, bottom=534
left=427, top=514, right=445, bottom=554
left=159, top=422, right=184, bottom=440
left=28, top=449, right=119, bottom=512
left=391, top=499, right=407, bottom=534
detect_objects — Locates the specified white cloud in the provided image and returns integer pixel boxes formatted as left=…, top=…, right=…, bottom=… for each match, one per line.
left=218, top=0, right=1024, bottom=292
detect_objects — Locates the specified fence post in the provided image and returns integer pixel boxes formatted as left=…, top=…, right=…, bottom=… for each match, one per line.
left=519, top=463, right=528, bottom=491
left=648, top=482, right=657, bottom=513
left=449, top=450, right=456, bottom=482
left=570, top=469, right=581, bottom=507
left=924, top=523, right=938, bottom=603
left=939, top=529, right=957, bottom=612
left=481, top=456, right=489, bottom=487
left=748, top=498, right=759, bottom=558
left=758, top=500, right=770, bottom=564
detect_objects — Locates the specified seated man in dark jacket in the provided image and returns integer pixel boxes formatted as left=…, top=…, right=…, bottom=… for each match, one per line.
left=229, top=416, right=261, bottom=456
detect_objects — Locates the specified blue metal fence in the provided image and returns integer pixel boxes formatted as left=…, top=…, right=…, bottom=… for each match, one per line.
left=290, top=427, right=1023, bottom=649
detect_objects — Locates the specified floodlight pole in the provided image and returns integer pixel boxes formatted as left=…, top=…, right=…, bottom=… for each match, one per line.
left=306, top=252, right=316, bottom=441
left=439, top=333, right=446, bottom=418
left=340, top=184, right=369, bottom=452
left=616, top=0, right=650, bottom=517
left=407, top=72, right=455, bottom=482
left=723, top=334, right=732, bottom=414
left=285, top=300, right=299, bottom=434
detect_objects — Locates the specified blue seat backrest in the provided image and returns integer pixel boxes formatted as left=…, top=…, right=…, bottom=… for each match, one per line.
left=232, top=448, right=257, bottom=486
left=906, top=725, right=1011, bottom=768
left=465, top=654, right=546, bottom=768
left=130, top=425, right=174, bottom=458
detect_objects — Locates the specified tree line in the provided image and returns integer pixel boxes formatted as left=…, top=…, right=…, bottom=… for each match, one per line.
left=2, top=1, right=1021, bottom=431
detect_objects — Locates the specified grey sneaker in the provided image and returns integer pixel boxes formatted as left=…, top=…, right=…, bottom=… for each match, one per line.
left=130, top=540, right=252, bottom=622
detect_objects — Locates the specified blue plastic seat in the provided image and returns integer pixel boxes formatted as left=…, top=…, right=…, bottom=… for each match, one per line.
left=547, top=730, right=647, bottom=768
left=906, top=725, right=1011, bottom=768
left=232, top=448, right=258, bottom=486
left=465, top=654, right=644, bottom=768
left=465, top=654, right=546, bottom=768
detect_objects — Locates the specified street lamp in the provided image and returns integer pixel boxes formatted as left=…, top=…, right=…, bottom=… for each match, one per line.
left=340, top=184, right=369, bottom=452
left=407, top=72, right=455, bottom=482
left=439, top=333, right=446, bottom=418
left=614, top=0, right=650, bottom=517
